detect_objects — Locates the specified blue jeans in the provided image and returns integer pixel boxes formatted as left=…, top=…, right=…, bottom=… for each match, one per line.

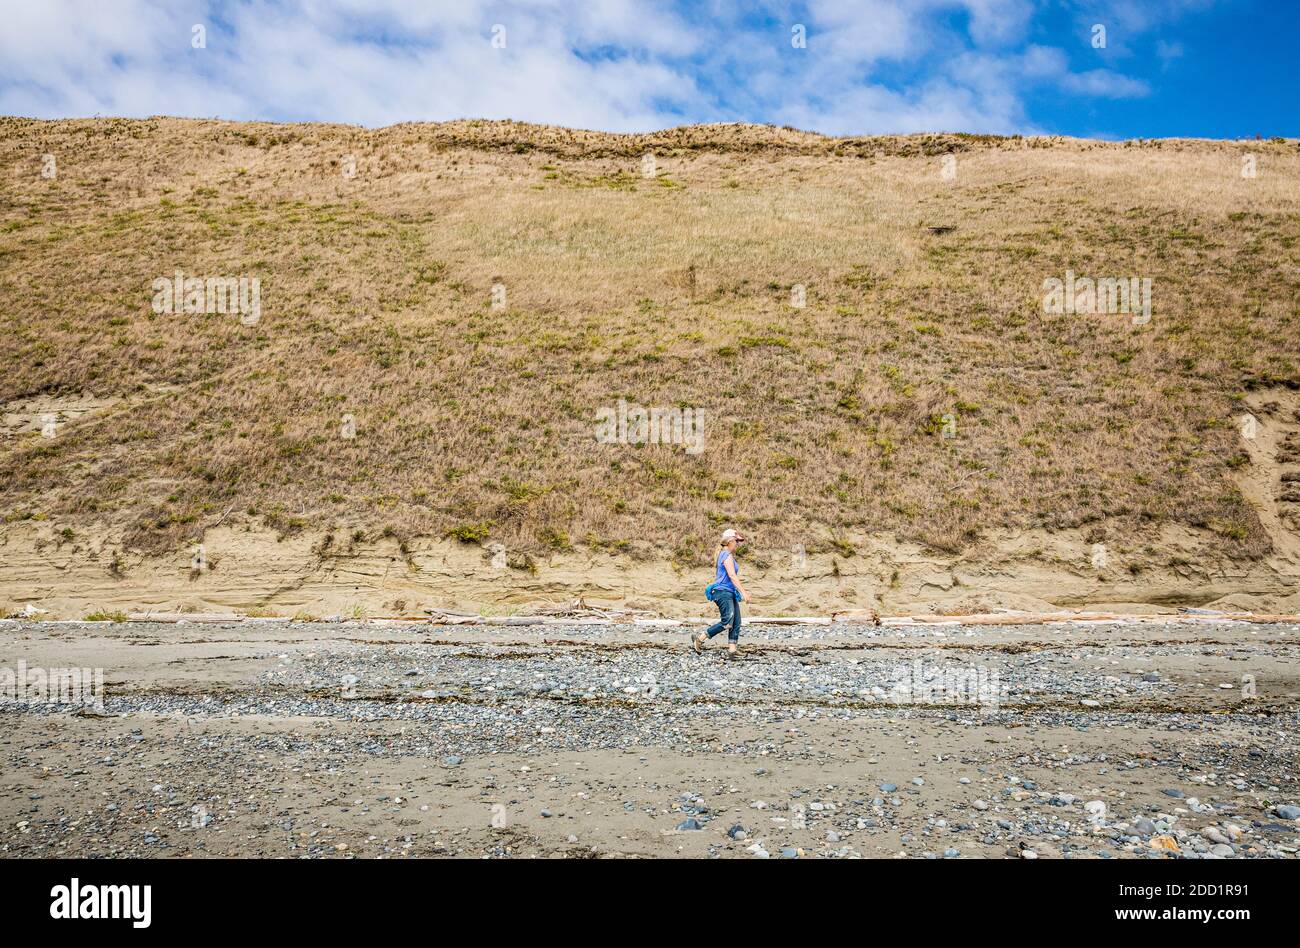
left=707, top=590, right=741, bottom=643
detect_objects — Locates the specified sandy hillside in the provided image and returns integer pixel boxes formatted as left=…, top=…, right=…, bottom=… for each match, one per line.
left=1, top=118, right=1299, bottom=617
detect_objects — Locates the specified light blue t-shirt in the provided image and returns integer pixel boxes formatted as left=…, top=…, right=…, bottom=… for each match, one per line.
left=714, top=549, right=739, bottom=595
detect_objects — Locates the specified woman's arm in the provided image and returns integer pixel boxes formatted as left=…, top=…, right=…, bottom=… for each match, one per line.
left=724, top=555, right=748, bottom=602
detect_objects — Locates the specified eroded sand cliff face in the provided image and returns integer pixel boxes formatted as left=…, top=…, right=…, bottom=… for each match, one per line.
left=2, top=517, right=1297, bottom=620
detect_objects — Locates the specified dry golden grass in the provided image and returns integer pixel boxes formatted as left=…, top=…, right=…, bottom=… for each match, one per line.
left=1, top=117, right=1297, bottom=565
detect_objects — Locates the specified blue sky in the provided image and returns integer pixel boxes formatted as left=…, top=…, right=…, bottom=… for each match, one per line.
left=0, top=0, right=1294, bottom=138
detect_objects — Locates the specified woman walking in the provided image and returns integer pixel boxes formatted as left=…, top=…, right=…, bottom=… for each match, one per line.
left=693, top=528, right=749, bottom=660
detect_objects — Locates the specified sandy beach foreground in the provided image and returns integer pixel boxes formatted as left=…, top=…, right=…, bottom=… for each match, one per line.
left=2, top=619, right=1297, bottom=859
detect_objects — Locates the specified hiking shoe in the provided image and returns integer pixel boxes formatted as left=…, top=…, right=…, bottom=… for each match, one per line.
left=690, top=633, right=703, bottom=655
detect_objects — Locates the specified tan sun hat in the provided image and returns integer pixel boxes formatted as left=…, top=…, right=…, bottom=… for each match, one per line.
left=720, top=528, right=746, bottom=543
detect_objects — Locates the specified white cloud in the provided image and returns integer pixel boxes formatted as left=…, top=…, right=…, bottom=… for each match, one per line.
left=956, top=0, right=1036, bottom=46
left=1156, top=39, right=1185, bottom=64
left=1016, top=44, right=1150, bottom=98
left=1060, top=68, right=1149, bottom=98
